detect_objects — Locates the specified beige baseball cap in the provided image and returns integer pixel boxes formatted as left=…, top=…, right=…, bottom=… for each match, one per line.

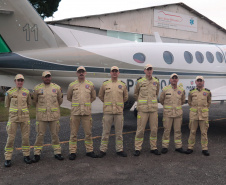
left=144, top=64, right=153, bottom=69
left=170, top=73, right=178, bottom=78
left=111, top=66, right=119, bottom=71
left=42, top=71, right=51, bottom=77
left=77, top=66, right=86, bottom=72
left=15, top=74, right=24, bottom=80
left=196, top=76, right=204, bottom=81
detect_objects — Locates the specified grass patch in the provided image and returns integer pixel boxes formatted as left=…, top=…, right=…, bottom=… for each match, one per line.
left=0, top=101, right=70, bottom=122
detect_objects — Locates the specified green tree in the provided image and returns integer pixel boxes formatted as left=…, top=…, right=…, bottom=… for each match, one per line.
left=29, top=0, right=61, bottom=19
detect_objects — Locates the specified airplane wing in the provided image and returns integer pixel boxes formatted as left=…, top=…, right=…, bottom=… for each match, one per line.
left=211, top=86, right=226, bottom=100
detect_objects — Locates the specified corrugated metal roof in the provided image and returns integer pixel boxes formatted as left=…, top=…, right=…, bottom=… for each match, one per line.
left=47, top=2, right=226, bottom=33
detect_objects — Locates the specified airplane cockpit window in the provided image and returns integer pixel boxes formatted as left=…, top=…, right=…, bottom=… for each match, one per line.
left=163, top=51, right=174, bottom=64
left=184, top=51, right=193, bottom=64
left=133, top=53, right=146, bottom=63
left=206, top=51, right=214, bottom=63
left=195, top=51, right=204, bottom=63
left=216, top=52, right=223, bottom=63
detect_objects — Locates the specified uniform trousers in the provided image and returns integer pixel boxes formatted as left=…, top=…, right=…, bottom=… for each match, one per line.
left=5, top=120, right=30, bottom=160
left=135, top=111, right=158, bottom=151
left=100, top=114, right=124, bottom=152
left=34, top=120, right=61, bottom=155
left=69, top=115, right=93, bottom=153
left=162, top=116, right=183, bottom=149
left=188, top=120, right=209, bottom=150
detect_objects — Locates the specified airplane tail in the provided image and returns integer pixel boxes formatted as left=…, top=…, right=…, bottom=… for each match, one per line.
left=0, top=0, right=60, bottom=53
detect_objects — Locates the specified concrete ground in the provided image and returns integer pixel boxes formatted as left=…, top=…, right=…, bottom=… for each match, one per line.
left=0, top=102, right=226, bottom=184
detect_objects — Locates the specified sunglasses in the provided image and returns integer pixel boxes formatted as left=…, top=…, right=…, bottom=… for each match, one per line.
left=17, top=79, right=24, bottom=82
left=197, top=79, right=203, bottom=82
left=172, top=76, right=178, bottom=79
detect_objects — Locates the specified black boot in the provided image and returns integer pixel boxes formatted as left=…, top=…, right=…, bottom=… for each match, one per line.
left=69, top=153, right=76, bottom=160
left=116, top=151, right=127, bottom=157
left=161, top=148, right=168, bottom=154
left=175, top=148, right=185, bottom=153
left=32, top=155, right=40, bottom=163
left=150, top=149, right=161, bottom=155
left=54, top=154, right=64, bottom=160
left=202, top=150, right=210, bottom=156
left=133, top=150, right=141, bottom=156
left=185, top=149, right=193, bottom=154
left=98, top=151, right=106, bottom=158
left=86, top=152, right=98, bottom=158
left=4, top=160, right=11, bottom=167
left=24, top=156, right=32, bottom=164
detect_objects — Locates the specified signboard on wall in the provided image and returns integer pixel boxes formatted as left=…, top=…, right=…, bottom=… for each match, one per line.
left=154, top=9, right=197, bottom=32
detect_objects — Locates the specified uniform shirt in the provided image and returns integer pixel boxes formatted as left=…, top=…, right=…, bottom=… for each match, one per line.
left=134, top=76, right=159, bottom=113
left=98, top=79, right=128, bottom=114
left=5, top=87, right=31, bottom=122
left=160, top=84, right=185, bottom=117
left=33, top=83, right=63, bottom=121
left=67, top=79, right=96, bottom=115
left=188, top=87, right=211, bottom=120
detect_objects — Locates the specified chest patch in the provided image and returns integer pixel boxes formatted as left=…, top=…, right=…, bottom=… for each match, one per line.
left=85, top=85, right=89, bottom=89
left=153, top=82, right=156, bottom=86
left=22, top=92, right=27, bottom=96
left=118, top=85, right=122, bottom=89
left=52, top=89, right=56, bottom=93
left=203, top=92, right=207, bottom=96
left=177, top=91, right=181, bottom=95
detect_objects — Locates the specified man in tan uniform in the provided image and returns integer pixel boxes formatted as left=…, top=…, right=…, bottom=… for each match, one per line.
left=4, top=74, right=32, bottom=167
left=160, top=73, right=185, bottom=154
left=98, top=66, right=128, bottom=158
left=32, top=71, right=64, bottom=162
left=185, top=76, right=211, bottom=156
left=134, top=64, right=160, bottom=156
left=67, top=66, right=97, bottom=160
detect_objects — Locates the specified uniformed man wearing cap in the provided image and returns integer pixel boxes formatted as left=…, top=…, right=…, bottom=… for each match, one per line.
left=67, top=66, right=97, bottom=160
left=185, top=76, right=211, bottom=156
left=134, top=64, right=161, bottom=156
left=98, top=66, right=128, bottom=158
left=4, top=74, right=32, bottom=167
left=32, top=71, right=64, bottom=162
left=160, top=73, right=185, bottom=154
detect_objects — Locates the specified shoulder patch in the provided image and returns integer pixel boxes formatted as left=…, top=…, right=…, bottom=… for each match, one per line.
left=153, top=77, right=159, bottom=82
left=137, top=77, right=142, bottom=81
left=8, top=87, right=17, bottom=94
left=69, top=80, right=78, bottom=87
left=85, top=80, right=94, bottom=86
left=120, top=80, right=126, bottom=84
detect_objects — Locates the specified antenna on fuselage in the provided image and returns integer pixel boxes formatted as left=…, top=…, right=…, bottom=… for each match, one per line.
left=154, top=32, right=163, bottom=43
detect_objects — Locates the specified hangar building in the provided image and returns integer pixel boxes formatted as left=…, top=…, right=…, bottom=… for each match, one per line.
left=47, top=2, right=226, bottom=45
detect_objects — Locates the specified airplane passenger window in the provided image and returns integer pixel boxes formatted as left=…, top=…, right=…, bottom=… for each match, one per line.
left=206, top=51, right=214, bottom=63
left=133, top=53, right=146, bottom=63
left=216, top=52, right=223, bottom=63
left=195, top=51, right=204, bottom=63
left=163, top=51, right=174, bottom=64
left=184, top=51, right=193, bottom=64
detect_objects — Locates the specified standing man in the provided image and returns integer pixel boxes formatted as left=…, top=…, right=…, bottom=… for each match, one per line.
left=4, top=74, right=32, bottom=167
left=32, top=71, right=64, bottom=162
left=67, top=66, right=97, bottom=160
left=160, top=73, right=185, bottom=154
left=185, top=76, right=211, bottom=156
left=134, top=64, right=160, bottom=156
left=98, top=66, right=128, bottom=158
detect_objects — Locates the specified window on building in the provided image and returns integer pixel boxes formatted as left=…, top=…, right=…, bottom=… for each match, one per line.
left=216, top=52, right=223, bottom=63
left=195, top=51, right=204, bottom=63
left=107, top=30, right=143, bottom=42
left=163, top=51, right=174, bottom=64
left=184, top=51, right=193, bottom=64
left=206, top=51, right=214, bottom=63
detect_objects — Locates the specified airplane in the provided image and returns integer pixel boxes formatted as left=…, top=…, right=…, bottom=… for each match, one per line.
left=0, top=0, right=226, bottom=110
